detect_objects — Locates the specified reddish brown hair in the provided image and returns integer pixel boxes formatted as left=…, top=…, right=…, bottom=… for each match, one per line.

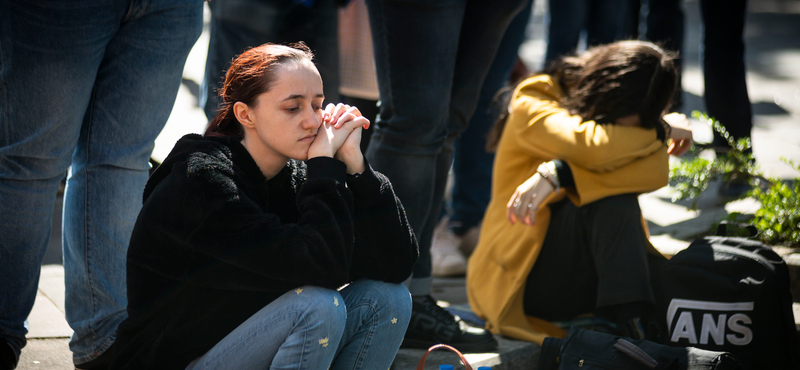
left=204, top=42, right=315, bottom=139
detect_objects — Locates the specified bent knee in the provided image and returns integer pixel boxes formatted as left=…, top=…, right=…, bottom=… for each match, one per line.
left=345, top=280, right=412, bottom=322
left=289, top=286, right=347, bottom=327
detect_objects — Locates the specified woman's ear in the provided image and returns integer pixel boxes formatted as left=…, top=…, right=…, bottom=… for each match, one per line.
left=233, top=102, right=255, bottom=129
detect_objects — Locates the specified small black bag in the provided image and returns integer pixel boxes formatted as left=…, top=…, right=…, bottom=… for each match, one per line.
left=655, top=235, right=800, bottom=369
left=539, top=327, right=742, bottom=370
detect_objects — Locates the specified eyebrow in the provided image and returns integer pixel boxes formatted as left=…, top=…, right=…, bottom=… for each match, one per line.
left=281, top=93, right=325, bottom=102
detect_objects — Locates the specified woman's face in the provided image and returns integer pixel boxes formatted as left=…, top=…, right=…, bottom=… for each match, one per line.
left=238, top=59, right=325, bottom=173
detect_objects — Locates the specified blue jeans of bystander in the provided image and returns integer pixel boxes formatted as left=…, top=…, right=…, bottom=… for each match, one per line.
left=0, top=0, right=203, bottom=365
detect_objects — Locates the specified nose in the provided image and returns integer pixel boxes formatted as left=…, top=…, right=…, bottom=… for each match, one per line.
left=302, top=104, right=322, bottom=130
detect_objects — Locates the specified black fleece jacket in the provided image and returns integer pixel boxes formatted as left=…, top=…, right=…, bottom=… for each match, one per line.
left=110, top=134, right=418, bottom=369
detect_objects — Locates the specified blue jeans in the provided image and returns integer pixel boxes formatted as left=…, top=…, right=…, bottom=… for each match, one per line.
left=364, top=0, right=528, bottom=295
left=201, top=0, right=340, bottom=121
left=700, top=0, right=752, bottom=146
left=545, top=0, right=625, bottom=64
left=0, top=0, right=203, bottom=364
left=448, top=1, right=533, bottom=235
left=185, top=280, right=412, bottom=370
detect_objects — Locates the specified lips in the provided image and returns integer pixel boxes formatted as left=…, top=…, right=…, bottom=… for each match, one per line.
left=300, top=134, right=316, bottom=142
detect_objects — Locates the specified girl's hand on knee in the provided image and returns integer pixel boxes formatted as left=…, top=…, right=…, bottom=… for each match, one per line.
left=506, top=173, right=554, bottom=226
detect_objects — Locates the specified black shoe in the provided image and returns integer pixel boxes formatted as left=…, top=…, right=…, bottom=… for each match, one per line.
left=402, top=295, right=497, bottom=353
left=0, top=338, right=17, bottom=370
left=74, top=343, right=115, bottom=370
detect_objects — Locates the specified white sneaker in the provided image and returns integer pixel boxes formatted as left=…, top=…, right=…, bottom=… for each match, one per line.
left=458, top=224, right=481, bottom=257
left=431, top=220, right=467, bottom=277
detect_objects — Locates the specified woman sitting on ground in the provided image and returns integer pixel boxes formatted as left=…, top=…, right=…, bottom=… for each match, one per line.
left=467, top=40, right=693, bottom=344
left=110, top=43, right=418, bottom=369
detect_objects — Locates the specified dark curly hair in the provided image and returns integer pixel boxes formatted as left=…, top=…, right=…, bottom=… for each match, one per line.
left=487, top=40, right=678, bottom=151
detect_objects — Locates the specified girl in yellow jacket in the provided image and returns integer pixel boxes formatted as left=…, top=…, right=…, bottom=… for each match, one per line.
left=466, top=40, right=694, bottom=345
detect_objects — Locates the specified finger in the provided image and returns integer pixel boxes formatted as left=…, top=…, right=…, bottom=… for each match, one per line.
left=336, top=114, right=370, bottom=131
left=346, top=105, right=362, bottom=117
left=668, top=139, right=690, bottom=157
left=507, top=195, right=521, bottom=224
left=333, top=105, right=355, bottom=128
left=344, top=106, right=370, bottom=129
left=323, top=103, right=336, bottom=123
left=331, top=103, right=349, bottom=126
left=676, top=139, right=692, bottom=156
left=522, top=195, right=538, bottom=225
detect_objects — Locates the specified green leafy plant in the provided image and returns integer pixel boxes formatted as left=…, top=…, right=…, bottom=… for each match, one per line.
left=750, top=160, right=800, bottom=247
left=669, top=111, right=800, bottom=248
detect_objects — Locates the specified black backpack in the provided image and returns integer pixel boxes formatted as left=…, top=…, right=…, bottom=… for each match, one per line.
left=655, top=235, right=800, bottom=369
left=539, top=327, right=742, bottom=370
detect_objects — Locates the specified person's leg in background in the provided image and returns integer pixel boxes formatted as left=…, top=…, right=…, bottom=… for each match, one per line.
left=544, top=0, right=589, bottom=65
left=585, top=0, right=627, bottom=47
left=364, top=0, right=527, bottom=352
left=700, top=0, right=751, bottom=149
left=0, top=3, right=93, bottom=367
left=432, top=0, right=533, bottom=277
left=618, top=0, right=684, bottom=110
left=337, top=0, right=380, bottom=153
left=645, top=0, right=684, bottom=109
left=331, top=280, right=411, bottom=370
left=0, top=1, right=203, bottom=368
left=700, top=0, right=752, bottom=197
left=201, top=0, right=340, bottom=121
left=64, top=1, right=203, bottom=367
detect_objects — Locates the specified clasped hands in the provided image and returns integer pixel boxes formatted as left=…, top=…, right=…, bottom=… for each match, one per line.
left=309, top=103, right=370, bottom=174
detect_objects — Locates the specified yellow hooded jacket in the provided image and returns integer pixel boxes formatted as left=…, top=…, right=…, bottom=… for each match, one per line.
left=466, top=74, right=670, bottom=344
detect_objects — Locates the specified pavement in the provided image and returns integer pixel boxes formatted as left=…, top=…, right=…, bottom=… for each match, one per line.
left=16, top=0, right=800, bottom=369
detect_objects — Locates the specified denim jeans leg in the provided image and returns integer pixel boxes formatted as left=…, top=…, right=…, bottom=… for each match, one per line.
left=0, top=0, right=120, bottom=357
left=185, top=286, right=347, bottom=370
left=450, top=1, right=532, bottom=234
left=55, top=0, right=203, bottom=364
left=365, top=0, right=526, bottom=296
left=201, top=0, right=339, bottom=121
left=700, top=0, right=752, bottom=145
left=331, top=280, right=412, bottom=370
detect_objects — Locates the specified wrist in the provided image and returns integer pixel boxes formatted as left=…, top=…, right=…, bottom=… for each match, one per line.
left=336, top=150, right=364, bottom=174
left=537, top=161, right=560, bottom=192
